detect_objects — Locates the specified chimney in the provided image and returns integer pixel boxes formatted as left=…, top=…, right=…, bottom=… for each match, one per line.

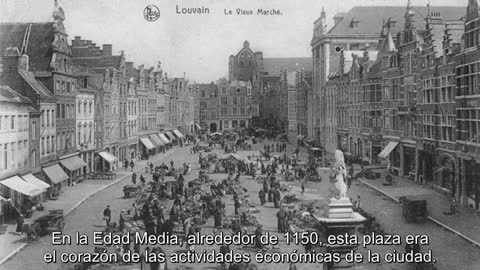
left=333, top=13, right=345, bottom=26
left=103, top=44, right=112, bottom=57
left=2, top=47, right=21, bottom=87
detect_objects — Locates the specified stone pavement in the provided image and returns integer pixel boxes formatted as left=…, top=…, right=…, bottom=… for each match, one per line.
left=0, top=146, right=183, bottom=265
left=356, top=169, right=480, bottom=248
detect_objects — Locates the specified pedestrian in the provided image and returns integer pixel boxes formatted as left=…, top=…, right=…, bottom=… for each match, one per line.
left=129, top=159, right=135, bottom=172
left=268, top=188, right=273, bottom=203
left=214, top=206, right=222, bottom=229
left=16, top=214, right=24, bottom=235
left=277, top=208, right=286, bottom=232
left=119, top=210, right=125, bottom=232
left=259, top=189, right=265, bottom=205
left=132, top=172, right=137, bottom=185
left=289, top=262, right=297, bottom=270
left=234, top=198, right=241, bottom=215
left=355, top=195, right=361, bottom=211
left=103, top=205, right=111, bottom=227
left=254, top=224, right=264, bottom=249
left=145, top=162, right=149, bottom=173
left=301, top=181, right=305, bottom=195
left=274, top=188, right=281, bottom=208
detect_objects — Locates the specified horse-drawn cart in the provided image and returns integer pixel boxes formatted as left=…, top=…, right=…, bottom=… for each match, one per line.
left=33, top=209, right=64, bottom=236
left=399, top=196, right=428, bottom=223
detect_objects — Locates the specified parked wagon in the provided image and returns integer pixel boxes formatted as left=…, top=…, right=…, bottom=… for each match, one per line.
left=399, top=196, right=428, bottom=223
left=33, top=209, right=64, bottom=236
left=123, top=184, right=143, bottom=198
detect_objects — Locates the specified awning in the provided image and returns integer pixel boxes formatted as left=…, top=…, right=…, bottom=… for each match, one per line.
left=21, top=174, right=50, bottom=192
left=140, top=137, right=155, bottom=150
left=378, top=141, right=399, bottom=159
left=60, top=156, right=87, bottom=171
left=164, top=131, right=175, bottom=140
left=42, top=164, right=69, bottom=184
left=149, top=134, right=164, bottom=147
left=0, top=176, right=42, bottom=197
left=173, top=129, right=184, bottom=138
left=158, top=133, right=171, bottom=144
left=98, top=151, right=118, bottom=163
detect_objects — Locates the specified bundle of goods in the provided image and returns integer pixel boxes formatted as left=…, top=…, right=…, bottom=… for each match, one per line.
left=240, top=212, right=259, bottom=226
left=282, top=194, right=300, bottom=204
left=124, top=220, right=145, bottom=231
left=172, top=221, right=184, bottom=236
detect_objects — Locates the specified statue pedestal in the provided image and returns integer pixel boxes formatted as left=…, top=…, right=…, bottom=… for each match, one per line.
left=315, top=198, right=366, bottom=270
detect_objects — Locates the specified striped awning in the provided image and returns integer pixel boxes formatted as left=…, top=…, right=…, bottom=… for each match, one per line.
left=158, top=133, right=171, bottom=144
left=149, top=134, right=164, bottom=147
left=173, top=129, right=184, bottom=138
left=0, top=176, right=43, bottom=197
left=60, top=156, right=87, bottom=171
left=164, top=131, right=175, bottom=140
left=42, top=164, right=69, bottom=184
left=140, top=137, right=155, bottom=150
left=378, top=141, right=399, bottom=159
left=21, top=174, right=50, bottom=192
left=98, top=151, right=117, bottom=163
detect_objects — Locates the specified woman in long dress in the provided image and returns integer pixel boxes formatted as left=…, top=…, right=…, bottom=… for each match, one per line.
left=214, top=207, right=222, bottom=228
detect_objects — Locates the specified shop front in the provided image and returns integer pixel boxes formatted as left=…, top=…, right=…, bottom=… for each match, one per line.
left=0, top=175, right=43, bottom=216
left=149, top=134, right=165, bottom=154
left=378, top=141, right=399, bottom=173
left=97, top=151, right=118, bottom=172
left=462, top=159, right=480, bottom=210
left=164, top=131, right=177, bottom=145
left=129, top=143, right=137, bottom=160
left=59, top=155, right=87, bottom=185
left=337, top=133, right=348, bottom=152
left=21, top=173, right=50, bottom=202
left=41, top=164, right=69, bottom=198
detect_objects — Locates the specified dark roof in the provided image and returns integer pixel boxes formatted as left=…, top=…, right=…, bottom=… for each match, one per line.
left=18, top=69, right=54, bottom=98
left=0, top=23, right=55, bottom=72
left=263, top=58, right=312, bottom=75
left=327, top=6, right=465, bottom=36
left=0, top=84, right=33, bottom=104
left=72, top=64, right=98, bottom=77
left=72, top=56, right=121, bottom=73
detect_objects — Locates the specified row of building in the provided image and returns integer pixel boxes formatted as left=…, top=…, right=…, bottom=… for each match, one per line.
left=195, top=40, right=312, bottom=144
left=307, top=1, right=480, bottom=210
left=0, top=2, right=191, bottom=214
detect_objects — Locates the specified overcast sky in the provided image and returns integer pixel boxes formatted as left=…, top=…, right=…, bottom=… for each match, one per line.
left=1, top=0, right=466, bottom=83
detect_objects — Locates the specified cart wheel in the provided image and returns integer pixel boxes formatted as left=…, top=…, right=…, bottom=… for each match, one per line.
left=57, top=219, right=64, bottom=232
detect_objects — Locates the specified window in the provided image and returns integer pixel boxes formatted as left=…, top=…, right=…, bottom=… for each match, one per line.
left=62, top=81, right=66, bottom=92
left=233, top=97, right=237, bottom=105
left=11, top=116, right=15, bottom=129
left=56, top=80, right=60, bottom=92
left=2, top=144, right=6, bottom=169
left=11, top=142, right=15, bottom=167
left=236, top=88, right=240, bottom=93
left=31, top=121, right=37, bottom=139
left=67, top=82, right=71, bottom=93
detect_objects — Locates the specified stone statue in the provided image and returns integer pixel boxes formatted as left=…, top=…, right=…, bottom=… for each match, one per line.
left=332, top=150, right=348, bottom=198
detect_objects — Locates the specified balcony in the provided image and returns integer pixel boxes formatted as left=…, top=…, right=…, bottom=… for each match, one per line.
left=398, top=106, right=416, bottom=115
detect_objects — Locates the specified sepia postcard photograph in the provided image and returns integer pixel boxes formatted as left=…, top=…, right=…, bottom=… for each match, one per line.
left=0, top=0, right=478, bottom=269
